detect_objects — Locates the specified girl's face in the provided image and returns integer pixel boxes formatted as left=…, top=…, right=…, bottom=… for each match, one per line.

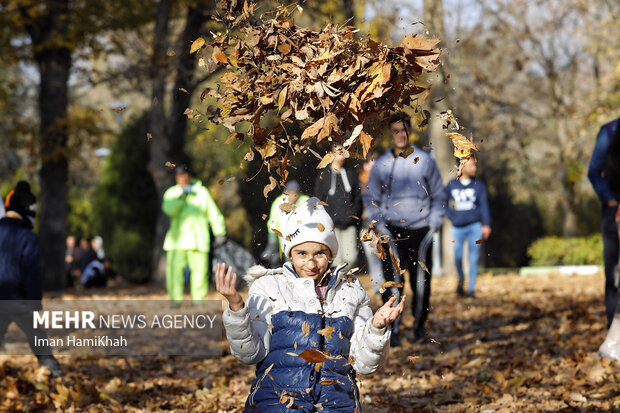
left=290, top=242, right=332, bottom=285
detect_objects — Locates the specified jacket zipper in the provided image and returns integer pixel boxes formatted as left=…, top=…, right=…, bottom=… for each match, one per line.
left=384, top=155, right=398, bottom=211
left=316, top=299, right=326, bottom=385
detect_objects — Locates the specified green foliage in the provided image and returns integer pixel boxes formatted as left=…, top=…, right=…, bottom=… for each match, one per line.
left=528, top=235, right=603, bottom=266
left=482, top=162, right=545, bottom=267
left=67, top=186, right=95, bottom=238
left=93, top=114, right=157, bottom=283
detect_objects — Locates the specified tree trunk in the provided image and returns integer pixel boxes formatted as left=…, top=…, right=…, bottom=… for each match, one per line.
left=169, top=2, right=210, bottom=160
left=424, top=0, right=454, bottom=276
left=148, top=0, right=210, bottom=284
left=148, top=0, right=173, bottom=285
left=561, top=186, right=579, bottom=237
left=556, top=118, right=578, bottom=237
left=343, top=0, right=355, bottom=26
left=26, top=0, right=72, bottom=291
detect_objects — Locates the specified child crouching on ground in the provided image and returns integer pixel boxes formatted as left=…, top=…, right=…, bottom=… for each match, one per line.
left=216, top=197, right=405, bottom=412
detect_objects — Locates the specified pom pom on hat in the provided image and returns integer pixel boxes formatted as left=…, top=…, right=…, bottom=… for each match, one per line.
left=282, top=197, right=339, bottom=258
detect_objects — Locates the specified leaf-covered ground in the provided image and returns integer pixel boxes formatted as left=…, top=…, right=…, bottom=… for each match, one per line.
left=1, top=271, right=619, bottom=412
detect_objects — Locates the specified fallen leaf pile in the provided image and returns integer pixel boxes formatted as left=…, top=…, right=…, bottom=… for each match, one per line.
left=1, top=272, right=618, bottom=411
left=192, top=1, right=441, bottom=193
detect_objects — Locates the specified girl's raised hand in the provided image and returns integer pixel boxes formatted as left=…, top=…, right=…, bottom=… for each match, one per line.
left=214, top=262, right=244, bottom=312
left=371, top=295, right=406, bottom=329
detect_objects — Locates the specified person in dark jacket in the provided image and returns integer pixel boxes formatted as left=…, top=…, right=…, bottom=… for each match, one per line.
left=588, top=118, right=620, bottom=328
left=0, top=181, right=61, bottom=377
left=314, top=143, right=362, bottom=267
left=364, top=112, right=446, bottom=345
left=81, top=258, right=117, bottom=288
left=217, top=197, right=405, bottom=412
left=445, top=157, right=491, bottom=298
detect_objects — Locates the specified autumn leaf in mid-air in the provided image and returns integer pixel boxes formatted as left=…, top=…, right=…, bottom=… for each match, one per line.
left=317, top=326, right=334, bottom=340
left=294, top=349, right=328, bottom=363
left=279, top=203, right=296, bottom=213
left=190, top=37, right=205, bottom=54
left=446, top=132, right=479, bottom=158
left=381, top=281, right=404, bottom=289
left=418, top=261, right=430, bottom=274
left=263, top=176, right=277, bottom=198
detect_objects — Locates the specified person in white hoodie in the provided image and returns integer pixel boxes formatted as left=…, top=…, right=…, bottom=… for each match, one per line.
left=216, top=197, right=405, bottom=412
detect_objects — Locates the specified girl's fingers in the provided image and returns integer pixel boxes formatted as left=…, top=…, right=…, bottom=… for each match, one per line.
left=225, top=266, right=235, bottom=289
left=214, top=263, right=222, bottom=289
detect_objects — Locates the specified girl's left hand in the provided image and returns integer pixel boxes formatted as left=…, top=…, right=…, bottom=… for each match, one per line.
left=371, top=295, right=406, bottom=329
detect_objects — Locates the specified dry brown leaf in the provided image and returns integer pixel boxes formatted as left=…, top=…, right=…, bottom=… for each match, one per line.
left=359, top=130, right=373, bottom=158
left=317, top=326, right=334, bottom=340
left=302, top=321, right=310, bottom=337
left=278, top=43, right=291, bottom=55
left=401, top=34, right=440, bottom=50
left=212, top=46, right=229, bottom=64
left=263, top=176, right=278, bottom=198
left=389, top=246, right=405, bottom=275
left=279, top=202, right=296, bottom=213
left=225, top=132, right=239, bottom=144
left=407, top=355, right=420, bottom=363
left=316, top=153, right=334, bottom=169
left=297, top=348, right=329, bottom=363
left=418, top=260, right=430, bottom=274
left=184, top=108, right=200, bottom=119
left=446, top=132, right=479, bottom=158
left=190, top=37, right=205, bottom=54
left=381, top=281, right=404, bottom=288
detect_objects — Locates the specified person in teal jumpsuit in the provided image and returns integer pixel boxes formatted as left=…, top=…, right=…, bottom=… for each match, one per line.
left=162, top=165, right=226, bottom=305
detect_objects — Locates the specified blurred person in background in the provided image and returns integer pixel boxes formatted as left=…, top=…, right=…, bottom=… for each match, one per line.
left=445, top=157, right=491, bottom=299
left=359, top=152, right=385, bottom=295
left=0, top=181, right=61, bottom=377
left=588, top=118, right=620, bottom=329
left=364, top=112, right=446, bottom=346
left=162, top=164, right=226, bottom=306
left=314, top=143, right=362, bottom=268
left=262, top=180, right=309, bottom=266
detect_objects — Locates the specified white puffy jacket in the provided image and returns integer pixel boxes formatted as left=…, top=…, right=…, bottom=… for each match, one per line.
left=223, top=262, right=391, bottom=412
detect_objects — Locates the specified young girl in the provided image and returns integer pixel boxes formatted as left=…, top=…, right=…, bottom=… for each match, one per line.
left=216, top=197, right=405, bottom=412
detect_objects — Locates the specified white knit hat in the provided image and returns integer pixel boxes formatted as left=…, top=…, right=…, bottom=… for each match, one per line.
left=282, top=197, right=339, bottom=258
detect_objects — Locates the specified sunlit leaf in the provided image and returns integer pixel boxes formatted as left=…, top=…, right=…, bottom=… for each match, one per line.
left=190, top=37, right=205, bottom=54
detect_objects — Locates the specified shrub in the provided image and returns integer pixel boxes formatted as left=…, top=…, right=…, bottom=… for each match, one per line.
left=93, top=114, right=158, bottom=283
left=527, top=234, right=603, bottom=266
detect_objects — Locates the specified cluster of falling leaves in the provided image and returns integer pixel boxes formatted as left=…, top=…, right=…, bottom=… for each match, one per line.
left=189, top=0, right=444, bottom=196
